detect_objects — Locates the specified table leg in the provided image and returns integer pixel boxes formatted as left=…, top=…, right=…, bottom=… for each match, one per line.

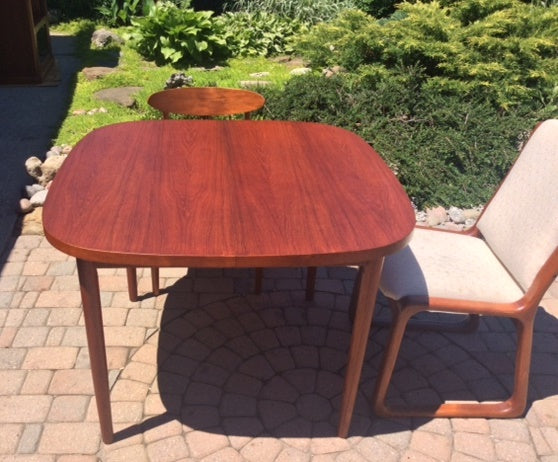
left=76, top=259, right=114, bottom=444
left=338, top=258, right=384, bottom=438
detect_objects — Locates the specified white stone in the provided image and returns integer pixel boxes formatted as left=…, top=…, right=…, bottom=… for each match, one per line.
left=25, top=156, right=42, bottom=180
left=448, top=206, right=466, bottom=224
left=39, top=155, right=66, bottom=186
left=30, top=189, right=48, bottom=206
left=19, top=198, right=33, bottom=213
left=25, top=183, right=44, bottom=198
left=290, top=67, right=312, bottom=76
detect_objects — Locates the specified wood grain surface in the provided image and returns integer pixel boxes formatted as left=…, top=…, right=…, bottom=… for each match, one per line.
left=43, top=120, right=414, bottom=267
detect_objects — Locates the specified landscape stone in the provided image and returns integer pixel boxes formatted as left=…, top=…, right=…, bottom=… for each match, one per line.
left=290, top=67, right=312, bottom=76
left=94, top=87, right=143, bottom=108
left=30, top=190, right=48, bottom=207
left=25, top=157, right=42, bottom=179
left=19, top=198, right=33, bottom=214
left=25, top=184, right=44, bottom=198
left=240, top=80, right=271, bottom=88
left=91, top=29, right=123, bottom=48
left=39, top=155, right=66, bottom=186
left=426, top=206, right=447, bottom=226
left=82, top=66, right=115, bottom=81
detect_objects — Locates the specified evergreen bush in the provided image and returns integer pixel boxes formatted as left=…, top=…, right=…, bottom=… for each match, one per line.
left=295, top=1, right=558, bottom=110
left=261, top=72, right=547, bottom=207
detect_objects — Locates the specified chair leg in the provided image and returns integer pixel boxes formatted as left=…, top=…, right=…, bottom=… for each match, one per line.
left=151, top=267, right=160, bottom=296
left=373, top=307, right=536, bottom=418
left=126, top=267, right=138, bottom=302
left=254, top=268, right=263, bottom=294
left=305, top=266, right=317, bottom=301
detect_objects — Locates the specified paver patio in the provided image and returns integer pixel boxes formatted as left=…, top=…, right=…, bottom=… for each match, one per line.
left=0, top=233, right=557, bottom=461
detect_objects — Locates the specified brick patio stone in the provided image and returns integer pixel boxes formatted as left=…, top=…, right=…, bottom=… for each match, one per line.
left=20, top=277, right=54, bottom=292
left=0, top=326, right=18, bottom=347
left=0, top=233, right=557, bottom=460
left=494, top=439, right=538, bottom=462
left=20, top=371, right=53, bottom=395
left=147, top=435, right=190, bottom=461
left=48, top=395, right=90, bottom=422
left=22, top=347, right=78, bottom=370
left=104, top=444, right=149, bottom=462
left=35, top=291, right=82, bottom=309
left=17, top=424, right=43, bottom=453
left=239, top=437, right=283, bottom=462
left=453, top=432, right=496, bottom=460
left=104, top=326, right=146, bottom=347
left=409, top=430, right=452, bottom=460
left=48, top=369, right=94, bottom=395
left=22, top=309, right=49, bottom=327
left=12, top=327, right=50, bottom=347
left=22, top=262, right=49, bottom=276
left=38, top=423, right=100, bottom=454
left=57, top=456, right=99, bottom=462
left=0, top=395, right=52, bottom=423
left=0, top=424, right=23, bottom=454
left=0, top=370, right=26, bottom=394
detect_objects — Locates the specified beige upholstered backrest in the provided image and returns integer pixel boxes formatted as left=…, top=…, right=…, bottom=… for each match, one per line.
left=477, top=119, right=558, bottom=292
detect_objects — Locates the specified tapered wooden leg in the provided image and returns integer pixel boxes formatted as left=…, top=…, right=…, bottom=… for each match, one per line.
left=77, top=259, right=114, bottom=444
left=338, top=258, right=384, bottom=438
left=126, top=267, right=138, bottom=302
left=254, top=268, right=263, bottom=294
left=151, top=267, right=160, bottom=296
left=305, top=266, right=317, bottom=301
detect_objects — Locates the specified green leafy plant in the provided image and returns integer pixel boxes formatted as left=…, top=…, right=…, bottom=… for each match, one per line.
left=98, top=0, right=155, bottom=26
left=226, top=0, right=357, bottom=24
left=126, top=1, right=230, bottom=65
left=217, top=11, right=307, bottom=57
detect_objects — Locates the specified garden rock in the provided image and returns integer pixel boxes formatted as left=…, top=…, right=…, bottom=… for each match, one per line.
left=240, top=80, right=271, bottom=88
left=290, top=67, right=312, bottom=76
left=19, top=198, right=33, bottom=214
left=448, top=206, right=466, bottom=224
left=21, top=208, right=43, bottom=235
left=25, top=155, right=66, bottom=186
left=94, top=87, right=143, bottom=108
left=164, top=73, right=193, bottom=89
left=30, top=190, right=48, bottom=207
left=426, top=206, right=447, bottom=226
left=25, top=157, right=42, bottom=180
left=25, top=184, right=44, bottom=198
left=91, top=29, right=124, bottom=48
left=82, top=67, right=115, bottom=81
left=323, top=66, right=345, bottom=77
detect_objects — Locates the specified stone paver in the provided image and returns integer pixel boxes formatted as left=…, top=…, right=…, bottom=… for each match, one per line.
left=0, top=235, right=557, bottom=460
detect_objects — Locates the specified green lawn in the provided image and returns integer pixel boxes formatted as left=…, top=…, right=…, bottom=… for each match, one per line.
left=52, top=21, right=294, bottom=146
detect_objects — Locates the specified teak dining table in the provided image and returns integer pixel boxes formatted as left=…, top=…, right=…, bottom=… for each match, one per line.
left=42, top=120, right=415, bottom=444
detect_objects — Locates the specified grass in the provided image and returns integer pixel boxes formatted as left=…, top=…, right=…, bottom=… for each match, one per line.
left=51, top=20, right=294, bottom=146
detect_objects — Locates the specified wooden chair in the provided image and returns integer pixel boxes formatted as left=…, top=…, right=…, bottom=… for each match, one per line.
left=127, top=87, right=266, bottom=301
left=372, top=119, right=558, bottom=418
left=147, top=86, right=265, bottom=120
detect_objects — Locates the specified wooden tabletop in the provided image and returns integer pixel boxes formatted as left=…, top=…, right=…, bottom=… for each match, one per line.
left=43, top=120, right=415, bottom=268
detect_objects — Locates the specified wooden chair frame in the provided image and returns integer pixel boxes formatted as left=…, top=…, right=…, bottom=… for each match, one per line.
left=371, top=119, right=558, bottom=418
left=373, top=236, right=558, bottom=418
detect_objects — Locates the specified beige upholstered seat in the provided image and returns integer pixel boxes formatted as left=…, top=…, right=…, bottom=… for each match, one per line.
left=373, top=119, right=558, bottom=418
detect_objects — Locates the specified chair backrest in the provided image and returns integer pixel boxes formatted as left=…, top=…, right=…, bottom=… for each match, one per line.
left=477, top=119, right=558, bottom=292
left=147, top=87, right=265, bottom=120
